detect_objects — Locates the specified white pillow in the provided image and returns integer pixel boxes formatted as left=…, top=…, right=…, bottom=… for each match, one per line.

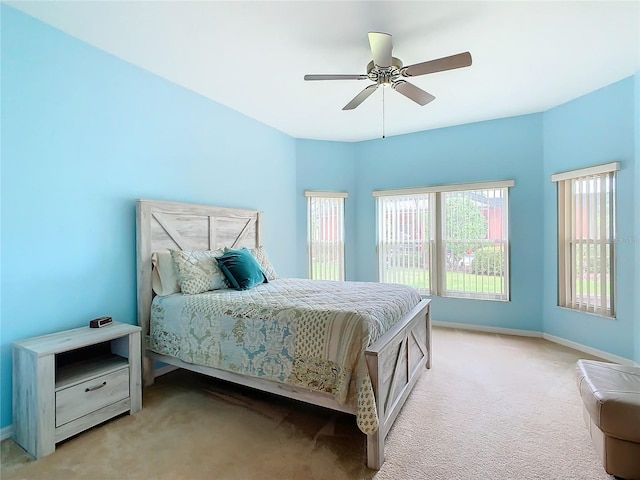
left=151, top=251, right=181, bottom=296
left=170, top=249, right=228, bottom=295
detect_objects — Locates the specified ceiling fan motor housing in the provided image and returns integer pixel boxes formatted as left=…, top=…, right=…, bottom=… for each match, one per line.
left=367, top=57, right=403, bottom=85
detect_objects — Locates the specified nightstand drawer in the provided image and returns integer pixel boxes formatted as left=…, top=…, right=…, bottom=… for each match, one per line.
left=55, top=367, right=129, bottom=427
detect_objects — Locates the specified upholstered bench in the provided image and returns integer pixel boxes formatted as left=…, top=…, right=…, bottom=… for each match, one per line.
left=575, top=359, right=640, bottom=480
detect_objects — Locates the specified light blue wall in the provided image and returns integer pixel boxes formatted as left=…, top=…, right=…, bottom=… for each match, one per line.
left=295, top=140, right=358, bottom=279
left=542, top=77, right=637, bottom=361
left=352, top=115, right=545, bottom=331
left=1, top=6, right=297, bottom=429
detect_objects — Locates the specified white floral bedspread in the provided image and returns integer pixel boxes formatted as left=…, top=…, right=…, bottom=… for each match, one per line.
left=149, top=278, right=421, bottom=434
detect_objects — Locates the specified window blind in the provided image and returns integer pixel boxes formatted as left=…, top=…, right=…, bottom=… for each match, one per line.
left=306, top=192, right=347, bottom=281
left=377, top=194, right=433, bottom=295
left=553, top=163, right=618, bottom=317
left=441, top=187, right=509, bottom=301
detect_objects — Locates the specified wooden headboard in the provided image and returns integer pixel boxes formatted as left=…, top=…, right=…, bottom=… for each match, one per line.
left=135, top=199, right=263, bottom=339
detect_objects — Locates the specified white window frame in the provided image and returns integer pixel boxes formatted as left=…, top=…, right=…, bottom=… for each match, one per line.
left=305, top=191, right=348, bottom=281
left=374, top=180, right=514, bottom=301
left=552, top=162, right=618, bottom=317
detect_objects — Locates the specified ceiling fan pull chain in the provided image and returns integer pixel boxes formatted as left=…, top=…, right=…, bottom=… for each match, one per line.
left=382, top=86, right=386, bottom=139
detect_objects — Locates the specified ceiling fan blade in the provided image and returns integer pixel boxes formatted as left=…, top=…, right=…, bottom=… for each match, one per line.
left=343, top=84, right=378, bottom=110
left=392, top=80, right=435, bottom=106
left=368, top=32, right=393, bottom=68
left=304, top=74, right=369, bottom=81
left=402, top=52, right=472, bottom=77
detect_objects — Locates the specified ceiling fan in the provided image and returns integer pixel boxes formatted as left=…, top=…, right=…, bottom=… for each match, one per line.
left=304, top=32, right=472, bottom=110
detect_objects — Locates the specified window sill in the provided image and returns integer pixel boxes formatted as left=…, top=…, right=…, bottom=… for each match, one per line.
left=557, top=305, right=616, bottom=320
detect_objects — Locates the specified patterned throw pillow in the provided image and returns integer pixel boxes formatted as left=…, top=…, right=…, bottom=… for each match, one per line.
left=251, top=246, right=278, bottom=280
left=170, top=249, right=227, bottom=295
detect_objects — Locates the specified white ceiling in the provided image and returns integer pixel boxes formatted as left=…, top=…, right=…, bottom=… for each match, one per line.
left=7, top=1, right=640, bottom=142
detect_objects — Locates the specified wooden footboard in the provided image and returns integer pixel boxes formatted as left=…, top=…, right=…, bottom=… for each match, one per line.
left=365, top=299, right=431, bottom=469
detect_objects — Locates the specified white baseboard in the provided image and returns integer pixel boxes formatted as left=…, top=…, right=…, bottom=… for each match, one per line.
left=432, top=320, right=543, bottom=338
left=433, top=320, right=637, bottom=366
left=1, top=425, right=13, bottom=441
left=542, top=333, right=637, bottom=366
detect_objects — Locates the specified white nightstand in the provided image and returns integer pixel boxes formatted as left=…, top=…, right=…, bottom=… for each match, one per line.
left=12, top=322, right=142, bottom=459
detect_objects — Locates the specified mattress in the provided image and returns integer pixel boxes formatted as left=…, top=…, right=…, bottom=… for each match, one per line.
left=149, top=277, right=422, bottom=434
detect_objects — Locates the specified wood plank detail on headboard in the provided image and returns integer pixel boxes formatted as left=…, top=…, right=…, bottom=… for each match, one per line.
left=136, top=199, right=263, bottom=384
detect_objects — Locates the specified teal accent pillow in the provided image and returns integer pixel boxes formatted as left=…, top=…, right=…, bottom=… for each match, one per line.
left=216, top=248, right=267, bottom=290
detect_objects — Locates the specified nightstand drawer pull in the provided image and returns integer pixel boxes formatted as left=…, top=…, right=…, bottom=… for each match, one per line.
left=85, top=382, right=107, bottom=392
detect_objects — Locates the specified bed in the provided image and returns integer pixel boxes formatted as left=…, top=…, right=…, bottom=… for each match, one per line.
left=136, top=199, right=431, bottom=469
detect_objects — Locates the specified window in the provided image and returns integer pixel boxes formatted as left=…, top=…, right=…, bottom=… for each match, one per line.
left=442, top=187, right=509, bottom=300
left=306, top=191, right=347, bottom=281
left=377, top=193, right=434, bottom=295
left=374, top=180, right=513, bottom=301
left=552, top=162, right=618, bottom=317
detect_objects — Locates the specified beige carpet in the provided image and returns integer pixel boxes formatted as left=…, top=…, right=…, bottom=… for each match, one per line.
left=1, top=327, right=613, bottom=480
